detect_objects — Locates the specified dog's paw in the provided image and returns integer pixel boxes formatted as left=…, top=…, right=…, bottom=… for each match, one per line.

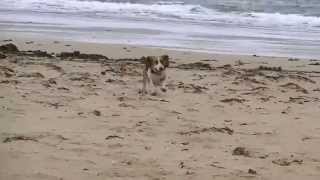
left=161, top=88, right=167, bottom=92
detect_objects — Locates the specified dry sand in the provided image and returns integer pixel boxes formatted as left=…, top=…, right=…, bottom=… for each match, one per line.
left=1, top=38, right=320, bottom=180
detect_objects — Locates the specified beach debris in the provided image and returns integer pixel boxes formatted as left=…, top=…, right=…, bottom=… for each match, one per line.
left=239, top=122, right=248, bottom=126
left=201, top=59, right=217, bottom=62
left=262, top=74, right=284, bottom=81
left=248, top=169, right=257, bottom=174
left=22, top=50, right=53, bottom=58
left=46, top=101, right=61, bottom=108
left=0, top=43, right=19, bottom=53
left=48, top=78, right=57, bottom=85
left=210, top=163, right=226, bottom=169
left=0, top=66, right=15, bottom=77
left=179, top=126, right=234, bottom=135
left=220, top=98, right=246, bottom=104
left=117, top=63, right=141, bottom=76
left=0, top=53, right=6, bottom=59
left=93, top=110, right=101, bottom=116
left=42, top=79, right=57, bottom=88
left=102, top=61, right=142, bottom=76
left=18, top=72, right=45, bottom=78
left=185, top=171, right=194, bottom=175
left=176, top=62, right=213, bottom=70
left=259, top=65, right=282, bottom=72
left=221, top=68, right=241, bottom=77
left=288, top=75, right=316, bottom=84
left=281, top=106, right=292, bottom=114
left=181, top=142, right=189, bottom=146
left=57, top=87, right=70, bottom=91
left=105, top=135, right=124, bottom=140
left=217, top=64, right=232, bottom=69
left=192, top=73, right=207, bottom=81
left=147, top=98, right=170, bottom=102
left=117, top=96, right=126, bottom=102
left=57, top=51, right=108, bottom=60
left=232, top=147, right=251, bottom=157
left=289, top=97, right=308, bottom=104
left=301, top=136, right=312, bottom=141
left=105, top=78, right=126, bottom=85
left=287, top=96, right=320, bottom=104
left=259, top=96, right=274, bottom=102
left=35, top=101, right=63, bottom=109
left=25, top=41, right=34, bottom=44
left=0, top=80, right=20, bottom=84
left=313, top=88, right=320, bottom=92
left=251, top=86, right=269, bottom=92
left=188, top=84, right=208, bottom=93
left=280, top=82, right=308, bottom=94
left=135, top=121, right=147, bottom=127
left=122, top=160, right=132, bottom=166
left=119, top=103, right=136, bottom=109
left=44, top=63, right=64, bottom=73
left=179, top=162, right=185, bottom=169
left=69, top=72, right=95, bottom=83
left=288, top=58, right=300, bottom=61
left=237, top=75, right=267, bottom=85
left=272, top=158, right=303, bottom=166
left=3, top=135, right=38, bottom=143
left=2, top=133, right=68, bottom=144
left=241, top=86, right=269, bottom=95
left=309, top=62, right=320, bottom=66
left=177, top=82, right=208, bottom=93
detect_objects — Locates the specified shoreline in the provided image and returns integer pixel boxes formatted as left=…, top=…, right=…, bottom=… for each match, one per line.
left=1, top=35, right=320, bottom=75
left=1, top=28, right=320, bottom=60
left=0, top=34, right=314, bottom=61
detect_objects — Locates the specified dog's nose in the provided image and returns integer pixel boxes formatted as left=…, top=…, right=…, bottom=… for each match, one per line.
left=159, top=67, right=164, bottom=71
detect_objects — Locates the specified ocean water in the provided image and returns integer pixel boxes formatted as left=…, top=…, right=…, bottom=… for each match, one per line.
left=0, top=0, right=320, bottom=58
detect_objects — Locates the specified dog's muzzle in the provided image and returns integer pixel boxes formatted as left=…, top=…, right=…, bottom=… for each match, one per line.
left=151, top=68, right=164, bottom=74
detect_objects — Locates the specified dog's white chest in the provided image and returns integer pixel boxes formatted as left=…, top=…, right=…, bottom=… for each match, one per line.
left=148, top=70, right=166, bottom=86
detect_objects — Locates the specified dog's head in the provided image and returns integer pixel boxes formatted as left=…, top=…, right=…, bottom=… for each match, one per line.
left=143, top=55, right=169, bottom=73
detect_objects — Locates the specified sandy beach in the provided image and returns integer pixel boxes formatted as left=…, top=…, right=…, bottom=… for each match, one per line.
left=1, top=37, right=320, bottom=180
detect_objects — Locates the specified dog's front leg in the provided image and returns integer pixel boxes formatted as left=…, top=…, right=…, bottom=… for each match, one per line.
left=141, top=70, right=148, bottom=95
left=160, top=73, right=167, bottom=93
left=150, top=80, right=159, bottom=96
left=159, top=78, right=167, bottom=92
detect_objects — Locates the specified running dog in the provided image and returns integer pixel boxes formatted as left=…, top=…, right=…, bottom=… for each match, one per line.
left=141, top=55, right=169, bottom=95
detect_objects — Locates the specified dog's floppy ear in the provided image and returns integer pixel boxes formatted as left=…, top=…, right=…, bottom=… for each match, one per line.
left=142, top=56, right=153, bottom=69
left=160, top=55, right=169, bottom=68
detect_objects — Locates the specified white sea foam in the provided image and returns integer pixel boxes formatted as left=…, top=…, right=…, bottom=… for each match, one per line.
left=1, top=0, right=320, bottom=28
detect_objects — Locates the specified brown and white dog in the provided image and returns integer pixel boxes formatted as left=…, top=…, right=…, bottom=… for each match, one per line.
left=141, top=55, right=169, bottom=95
